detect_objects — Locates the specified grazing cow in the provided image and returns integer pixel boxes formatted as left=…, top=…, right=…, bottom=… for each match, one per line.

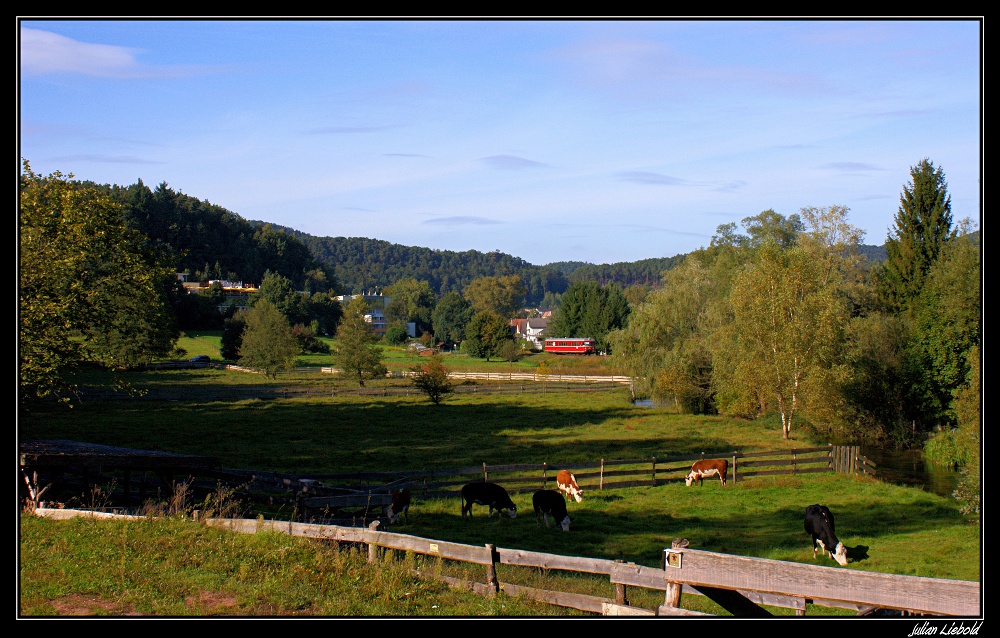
left=461, top=482, right=517, bottom=519
left=685, top=458, right=728, bottom=487
left=804, top=504, right=848, bottom=566
left=384, top=488, right=411, bottom=524
left=556, top=470, right=583, bottom=503
left=533, top=490, right=571, bottom=531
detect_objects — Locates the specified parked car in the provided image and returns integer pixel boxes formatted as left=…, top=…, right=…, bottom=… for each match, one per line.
left=189, top=355, right=211, bottom=363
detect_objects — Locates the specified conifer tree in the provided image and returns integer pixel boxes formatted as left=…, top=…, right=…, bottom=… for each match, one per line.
left=334, top=296, right=387, bottom=386
left=880, top=159, right=954, bottom=311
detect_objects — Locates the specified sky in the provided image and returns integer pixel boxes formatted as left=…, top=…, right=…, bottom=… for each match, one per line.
left=18, top=19, right=981, bottom=266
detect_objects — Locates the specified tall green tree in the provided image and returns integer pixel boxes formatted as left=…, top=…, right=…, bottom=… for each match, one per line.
left=546, top=281, right=630, bottom=353
left=609, top=257, right=715, bottom=411
left=237, top=300, right=298, bottom=379
left=907, top=225, right=980, bottom=424
left=879, top=159, right=954, bottom=311
left=463, top=311, right=513, bottom=361
left=432, top=292, right=474, bottom=346
left=20, top=162, right=178, bottom=403
left=385, top=278, right=436, bottom=321
left=463, top=275, right=526, bottom=318
left=714, top=207, right=862, bottom=439
left=335, top=296, right=387, bottom=386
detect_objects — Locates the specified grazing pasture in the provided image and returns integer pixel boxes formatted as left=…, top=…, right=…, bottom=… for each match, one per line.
left=20, top=368, right=980, bottom=604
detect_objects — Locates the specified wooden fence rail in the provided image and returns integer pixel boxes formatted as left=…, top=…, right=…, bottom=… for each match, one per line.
left=21, top=443, right=874, bottom=526
left=187, top=515, right=976, bottom=617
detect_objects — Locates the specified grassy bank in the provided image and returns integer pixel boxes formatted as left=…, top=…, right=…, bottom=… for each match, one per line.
left=19, top=515, right=561, bottom=617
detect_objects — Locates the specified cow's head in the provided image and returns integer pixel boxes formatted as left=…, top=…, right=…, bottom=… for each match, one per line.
left=558, top=515, right=571, bottom=532
left=507, top=505, right=517, bottom=519
left=684, top=472, right=696, bottom=487
left=832, top=542, right=848, bottom=566
left=567, top=487, right=583, bottom=503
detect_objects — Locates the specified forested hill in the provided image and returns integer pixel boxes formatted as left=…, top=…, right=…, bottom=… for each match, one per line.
left=93, top=180, right=337, bottom=293
left=260, top=227, right=572, bottom=305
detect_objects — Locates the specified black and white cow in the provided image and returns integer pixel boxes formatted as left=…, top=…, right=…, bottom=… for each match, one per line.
left=685, top=458, right=728, bottom=487
left=556, top=470, right=583, bottom=503
left=533, top=489, right=571, bottom=531
left=804, top=504, right=848, bottom=566
left=461, top=481, right=517, bottom=519
left=384, top=488, right=411, bottom=524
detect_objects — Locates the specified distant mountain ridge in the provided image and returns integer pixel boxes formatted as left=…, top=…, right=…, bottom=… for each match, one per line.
left=256, top=221, right=890, bottom=300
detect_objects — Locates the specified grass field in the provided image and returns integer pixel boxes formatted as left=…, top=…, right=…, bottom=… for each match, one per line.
left=19, top=365, right=982, bottom=616
left=177, top=330, right=616, bottom=375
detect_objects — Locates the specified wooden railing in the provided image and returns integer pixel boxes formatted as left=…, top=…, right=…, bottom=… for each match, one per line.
left=189, top=516, right=978, bottom=617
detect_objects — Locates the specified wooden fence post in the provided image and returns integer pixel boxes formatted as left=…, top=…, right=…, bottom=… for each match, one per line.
left=367, top=520, right=380, bottom=563
left=652, top=457, right=657, bottom=486
left=732, top=454, right=738, bottom=484
left=614, top=559, right=629, bottom=605
left=664, top=538, right=689, bottom=609
left=542, top=462, right=548, bottom=488
left=600, top=459, right=605, bottom=490
left=482, top=463, right=488, bottom=482
left=485, top=544, right=500, bottom=594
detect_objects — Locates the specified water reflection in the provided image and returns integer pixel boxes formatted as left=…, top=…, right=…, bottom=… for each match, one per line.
left=860, top=446, right=961, bottom=498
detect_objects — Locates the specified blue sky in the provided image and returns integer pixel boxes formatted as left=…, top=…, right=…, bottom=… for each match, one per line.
left=19, top=19, right=981, bottom=266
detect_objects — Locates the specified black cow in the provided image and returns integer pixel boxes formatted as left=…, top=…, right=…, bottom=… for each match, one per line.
left=384, top=488, right=411, bottom=524
left=461, top=482, right=517, bottom=519
left=533, top=490, right=571, bottom=531
left=804, top=504, right=848, bottom=566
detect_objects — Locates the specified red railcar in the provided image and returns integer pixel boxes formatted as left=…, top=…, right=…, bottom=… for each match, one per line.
left=543, top=338, right=596, bottom=355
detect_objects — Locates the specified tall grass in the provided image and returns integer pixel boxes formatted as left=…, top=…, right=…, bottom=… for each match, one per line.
left=19, top=515, right=561, bottom=617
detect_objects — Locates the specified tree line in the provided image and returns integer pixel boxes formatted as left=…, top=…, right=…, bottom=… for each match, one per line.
left=20, top=158, right=980, bottom=452
left=608, top=160, right=979, bottom=456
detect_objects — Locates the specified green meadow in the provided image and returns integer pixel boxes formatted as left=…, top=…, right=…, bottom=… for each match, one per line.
left=19, top=364, right=980, bottom=616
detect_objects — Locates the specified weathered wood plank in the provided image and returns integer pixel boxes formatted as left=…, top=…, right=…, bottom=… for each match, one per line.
left=496, top=548, right=616, bottom=575
left=656, top=604, right=714, bottom=617
left=663, top=548, right=980, bottom=616
left=602, top=602, right=656, bottom=616
left=500, top=583, right=607, bottom=614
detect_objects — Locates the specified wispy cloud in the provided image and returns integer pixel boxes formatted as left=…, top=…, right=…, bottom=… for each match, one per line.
left=20, top=27, right=210, bottom=78
left=711, top=180, right=748, bottom=193
left=51, top=154, right=164, bottom=165
left=481, top=155, right=547, bottom=170
left=422, top=216, right=502, bottom=226
left=616, top=171, right=685, bottom=185
left=821, top=162, right=884, bottom=173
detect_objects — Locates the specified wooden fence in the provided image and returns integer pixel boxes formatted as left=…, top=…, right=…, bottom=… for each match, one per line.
left=20, top=442, right=875, bottom=526
left=177, top=515, right=973, bottom=617
left=204, top=445, right=874, bottom=524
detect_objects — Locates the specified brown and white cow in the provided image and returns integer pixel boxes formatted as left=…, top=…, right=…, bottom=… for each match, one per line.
left=384, top=488, right=411, bottom=524
left=556, top=470, right=583, bottom=503
left=685, top=458, right=728, bottom=487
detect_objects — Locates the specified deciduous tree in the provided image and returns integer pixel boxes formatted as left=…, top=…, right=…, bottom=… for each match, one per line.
left=464, top=311, right=512, bottom=361
left=463, top=275, right=526, bottom=318
left=410, top=355, right=454, bottom=405
left=432, top=292, right=474, bottom=346
left=20, top=162, right=178, bottom=404
left=237, top=300, right=298, bottom=379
